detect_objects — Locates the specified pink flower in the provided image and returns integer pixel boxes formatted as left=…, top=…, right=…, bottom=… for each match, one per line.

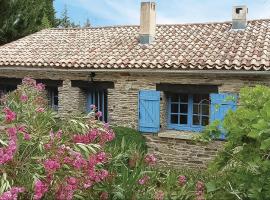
left=178, top=175, right=187, bottom=186
left=138, top=175, right=150, bottom=185
left=67, top=177, right=77, bottom=186
left=56, top=177, right=78, bottom=200
left=33, top=180, right=48, bottom=200
left=144, top=154, right=157, bottom=166
left=100, top=192, right=109, bottom=200
left=35, top=83, right=46, bottom=91
left=20, top=94, right=28, bottom=102
left=72, top=154, right=87, bottom=169
left=98, top=169, right=109, bottom=181
left=36, top=107, right=45, bottom=113
left=72, top=130, right=98, bottom=144
left=154, top=191, right=165, bottom=200
left=22, top=77, right=36, bottom=87
left=96, top=111, right=102, bottom=118
left=0, top=187, right=25, bottom=200
left=3, top=107, right=16, bottom=123
left=104, top=123, right=110, bottom=129
left=7, top=127, right=17, bottom=139
left=56, top=130, right=62, bottom=139
left=196, top=181, right=205, bottom=200
left=96, top=152, right=107, bottom=163
left=23, top=133, right=31, bottom=141
left=17, top=125, right=26, bottom=133
left=90, top=104, right=96, bottom=110
left=83, top=180, right=93, bottom=189
left=43, top=159, right=61, bottom=173
left=0, top=130, right=17, bottom=165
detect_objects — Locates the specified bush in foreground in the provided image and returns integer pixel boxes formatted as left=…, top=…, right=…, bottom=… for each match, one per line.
left=0, top=78, right=209, bottom=200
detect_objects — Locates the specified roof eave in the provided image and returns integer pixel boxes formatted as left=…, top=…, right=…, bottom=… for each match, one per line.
left=0, top=66, right=270, bottom=76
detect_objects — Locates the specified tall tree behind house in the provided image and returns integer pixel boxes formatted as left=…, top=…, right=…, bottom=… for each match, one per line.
left=56, top=5, right=81, bottom=28
left=0, top=0, right=56, bottom=45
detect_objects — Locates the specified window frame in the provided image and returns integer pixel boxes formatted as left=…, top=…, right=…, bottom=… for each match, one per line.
left=47, top=87, right=59, bottom=111
left=167, top=93, right=210, bottom=132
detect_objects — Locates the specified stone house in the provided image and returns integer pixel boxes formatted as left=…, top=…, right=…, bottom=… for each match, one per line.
left=0, top=2, right=270, bottom=168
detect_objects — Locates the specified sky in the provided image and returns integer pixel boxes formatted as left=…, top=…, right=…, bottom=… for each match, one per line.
left=54, top=0, right=270, bottom=27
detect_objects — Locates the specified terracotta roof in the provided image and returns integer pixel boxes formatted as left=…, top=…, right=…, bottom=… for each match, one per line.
left=0, top=19, right=270, bottom=71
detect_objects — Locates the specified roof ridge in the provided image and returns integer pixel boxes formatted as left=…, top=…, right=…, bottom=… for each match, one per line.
left=46, top=18, right=270, bottom=31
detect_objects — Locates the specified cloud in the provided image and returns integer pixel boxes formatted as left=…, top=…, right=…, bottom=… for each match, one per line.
left=55, top=0, right=270, bottom=26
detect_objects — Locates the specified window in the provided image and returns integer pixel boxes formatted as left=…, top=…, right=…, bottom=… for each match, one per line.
left=47, top=87, right=59, bottom=111
left=0, top=85, right=17, bottom=100
left=87, top=90, right=108, bottom=122
left=168, top=93, right=210, bottom=132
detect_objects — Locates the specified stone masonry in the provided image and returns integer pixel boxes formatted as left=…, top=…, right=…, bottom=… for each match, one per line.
left=145, top=135, right=223, bottom=169
left=1, top=69, right=270, bottom=168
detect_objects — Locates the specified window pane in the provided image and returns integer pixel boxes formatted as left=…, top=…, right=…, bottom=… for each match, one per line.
left=180, top=94, right=188, bottom=103
left=202, top=104, right=209, bottom=115
left=180, top=104, right=188, bottom=113
left=171, top=115, right=178, bottom=124
left=171, top=94, right=179, bottom=103
left=180, top=115, right=188, bottom=124
left=171, top=104, right=179, bottom=113
left=202, top=116, right=209, bottom=126
left=193, top=104, right=200, bottom=114
left=193, top=115, right=200, bottom=125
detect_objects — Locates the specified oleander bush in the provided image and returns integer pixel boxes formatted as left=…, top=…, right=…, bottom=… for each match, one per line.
left=0, top=78, right=210, bottom=200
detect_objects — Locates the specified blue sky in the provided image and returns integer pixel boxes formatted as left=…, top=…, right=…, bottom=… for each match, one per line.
left=54, top=0, right=270, bottom=27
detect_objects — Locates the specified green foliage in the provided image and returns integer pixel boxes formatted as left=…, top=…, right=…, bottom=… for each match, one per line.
left=56, top=5, right=81, bottom=28
left=0, top=0, right=56, bottom=45
left=110, top=126, right=148, bottom=152
left=201, top=85, right=270, bottom=200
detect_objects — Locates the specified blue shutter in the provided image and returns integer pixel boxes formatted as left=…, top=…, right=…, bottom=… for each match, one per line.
left=210, top=93, right=238, bottom=139
left=139, top=90, right=160, bottom=133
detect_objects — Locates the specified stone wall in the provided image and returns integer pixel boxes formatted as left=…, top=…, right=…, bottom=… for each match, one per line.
left=58, top=80, right=87, bottom=117
left=1, top=70, right=270, bottom=129
left=145, top=135, right=223, bottom=169
left=1, top=69, right=270, bottom=168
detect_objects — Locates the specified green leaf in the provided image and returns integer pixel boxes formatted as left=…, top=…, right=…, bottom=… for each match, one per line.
left=260, top=138, right=270, bottom=150
left=206, top=181, right=218, bottom=193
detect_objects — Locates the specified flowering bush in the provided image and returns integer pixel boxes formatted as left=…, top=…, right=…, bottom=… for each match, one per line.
left=0, top=77, right=211, bottom=200
left=0, top=78, right=114, bottom=199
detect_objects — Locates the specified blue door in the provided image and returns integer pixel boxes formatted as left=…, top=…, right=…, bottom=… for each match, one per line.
left=139, top=90, right=160, bottom=133
left=210, top=93, right=238, bottom=139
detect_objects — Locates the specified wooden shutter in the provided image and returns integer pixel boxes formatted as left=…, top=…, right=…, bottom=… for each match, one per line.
left=210, top=93, right=238, bottom=139
left=139, top=90, right=160, bottom=133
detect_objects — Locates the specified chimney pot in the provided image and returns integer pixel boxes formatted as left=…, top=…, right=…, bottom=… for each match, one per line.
left=232, top=5, right=248, bottom=30
left=140, top=1, right=156, bottom=44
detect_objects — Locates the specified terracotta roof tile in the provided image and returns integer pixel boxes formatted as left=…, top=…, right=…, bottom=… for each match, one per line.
left=0, top=19, right=270, bottom=71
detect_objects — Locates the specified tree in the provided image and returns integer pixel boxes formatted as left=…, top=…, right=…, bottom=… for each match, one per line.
left=57, top=5, right=80, bottom=28
left=0, top=0, right=56, bottom=45
left=84, top=18, right=91, bottom=28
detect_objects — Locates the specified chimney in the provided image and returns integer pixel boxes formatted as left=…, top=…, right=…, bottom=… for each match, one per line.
left=140, top=1, right=156, bottom=44
left=232, top=5, right=248, bottom=30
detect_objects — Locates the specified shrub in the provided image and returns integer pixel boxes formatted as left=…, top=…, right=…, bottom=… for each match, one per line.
left=201, top=85, right=270, bottom=200
left=0, top=78, right=115, bottom=199
left=0, top=77, right=210, bottom=200
left=110, top=126, right=147, bottom=152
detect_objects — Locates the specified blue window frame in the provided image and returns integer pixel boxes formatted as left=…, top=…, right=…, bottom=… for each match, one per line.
left=168, top=93, right=210, bottom=132
left=87, top=89, right=108, bottom=122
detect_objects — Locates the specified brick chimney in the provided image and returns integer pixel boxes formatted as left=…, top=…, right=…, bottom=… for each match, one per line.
left=140, top=1, right=156, bottom=44
left=232, top=6, right=248, bottom=29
